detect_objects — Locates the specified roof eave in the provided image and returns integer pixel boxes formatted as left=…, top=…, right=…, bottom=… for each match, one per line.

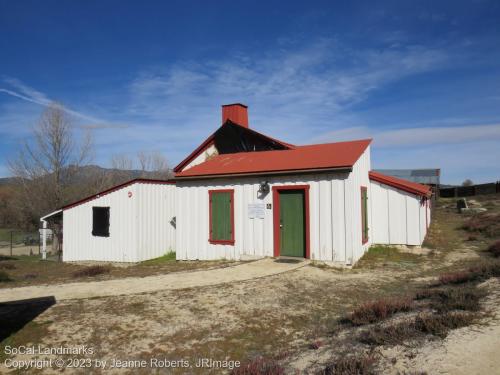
left=369, top=172, right=431, bottom=198
left=62, top=178, right=176, bottom=211
left=175, top=166, right=352, bottom=180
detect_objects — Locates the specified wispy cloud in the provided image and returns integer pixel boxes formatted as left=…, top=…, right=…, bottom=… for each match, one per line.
left=123, top=39, right=449, bottom=146
left=315, top=123, right=500, bottom=147
left=1, top=37, right=498, bottom=184
left=0, top=77, right=125, bottom=127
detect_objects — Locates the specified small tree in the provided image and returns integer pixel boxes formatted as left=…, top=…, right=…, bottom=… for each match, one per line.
left=137, top=151, right=171, bottom=179
left=8, top=102, right=93, bottom=228
left=462, top=179, right=474, bottom=187
left=108, top=151, right=172, bottom=186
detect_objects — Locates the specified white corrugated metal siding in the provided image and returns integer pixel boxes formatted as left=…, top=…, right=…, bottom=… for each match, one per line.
left=176, top=146, right=371, bottom=264
left=369, top=180, right=429, bottom=246
left=135, top=183, right=176, bottom=261
left=63, top=181, right=176, bottom=262
left=63, top=184, right=138, bottom=262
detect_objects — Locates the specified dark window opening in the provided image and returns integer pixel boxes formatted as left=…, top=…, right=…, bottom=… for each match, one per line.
left=92, top=207, right=110, bottom=237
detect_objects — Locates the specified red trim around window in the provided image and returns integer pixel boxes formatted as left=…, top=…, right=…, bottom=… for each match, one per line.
left=425, top=199, right=429, bottom=229
left=272, top=185, right=310, bottom=259
left=361, top=186, right=368, bottom=244
left=208, top=189, right=235, bottom=245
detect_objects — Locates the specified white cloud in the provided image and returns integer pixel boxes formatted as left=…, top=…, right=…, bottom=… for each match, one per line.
left=2, top=37, right=497, bottom=184
left=120, top=39, right=449, bottom=153
left=315, top=123, right=500, bottom=147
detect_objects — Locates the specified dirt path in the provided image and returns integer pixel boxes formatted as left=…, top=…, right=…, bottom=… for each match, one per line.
left=0, top=258, right=308, bottom=302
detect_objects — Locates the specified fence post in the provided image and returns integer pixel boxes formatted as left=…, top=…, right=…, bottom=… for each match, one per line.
left=10, top=231, right=13, bottom=257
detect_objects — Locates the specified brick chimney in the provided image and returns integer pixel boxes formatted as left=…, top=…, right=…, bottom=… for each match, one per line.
left=222, top=103, right=248, bottom=128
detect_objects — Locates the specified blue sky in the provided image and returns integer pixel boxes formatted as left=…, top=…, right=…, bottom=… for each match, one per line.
left=0, top=0, right=499, bottom=184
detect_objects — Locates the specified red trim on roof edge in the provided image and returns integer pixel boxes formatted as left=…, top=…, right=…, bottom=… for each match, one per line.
left=173, top=122, right=296, bottom=173
left=176, top=166, right=353, bottom=180
left=369, top=171, right=431, bottom=197
left=63, top=178, right=176, bottom=211
left=173, top=134, right=216, bottom=172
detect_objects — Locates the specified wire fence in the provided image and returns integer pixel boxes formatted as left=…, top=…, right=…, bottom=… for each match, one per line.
left=0, top=229, right=54, bottom=257
left=439, top=181, right=500, bottom=198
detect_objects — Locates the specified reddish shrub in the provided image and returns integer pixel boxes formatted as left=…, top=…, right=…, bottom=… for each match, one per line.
left=345, top=297, right=413, bottom=326
left=487, top=240, right=500, bottom=258
left=72, top=265, right=111, bottom=278
left=415, top=312, right=474, bottom=338
left=436, top=261, right=500, bottom=286
left=232, top=357, right=284, bottom=375
left=308, top=340, right=323, bottom=350
left=438, top=271, right=477, bottom=285
left=322, top=354, right=377, bottom=375
left=359, top=311, right=475, bottom=346
left=462, top=213, right=500, bottom=238
left=422, top=286, right=486, bottom=312
left=358, top=319, right=418, bottom=346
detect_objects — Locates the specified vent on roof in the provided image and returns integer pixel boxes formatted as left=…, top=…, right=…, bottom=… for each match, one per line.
left=222, top=103, right=248, bottom=128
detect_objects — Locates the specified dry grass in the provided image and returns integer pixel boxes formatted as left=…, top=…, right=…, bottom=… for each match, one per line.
left=0, top=254, right=235, bottom=288
left=0, top=270, right=11, bottom=282
left=355, top=246, right=423, bottom=270
left=343, top=297, right=414, bottom=326
left=3, top=195, right=499, bottom=374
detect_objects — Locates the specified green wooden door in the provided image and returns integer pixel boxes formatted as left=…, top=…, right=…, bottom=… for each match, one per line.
left=279, top=190, right=305, bottom=257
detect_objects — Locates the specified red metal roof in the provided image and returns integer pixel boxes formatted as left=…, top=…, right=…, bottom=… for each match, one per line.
left=175, top=139, right=372, bottom=179
left=63, top=178, right=176, bottom=211
left=369, top=171, right=432, bottom=197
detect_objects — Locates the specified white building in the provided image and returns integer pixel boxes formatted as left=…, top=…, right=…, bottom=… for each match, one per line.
left=61, top=179, right=175, bottom=262
left=173, top=104, right=431, bottom=265
left=41, top=103, right=431, bottom=265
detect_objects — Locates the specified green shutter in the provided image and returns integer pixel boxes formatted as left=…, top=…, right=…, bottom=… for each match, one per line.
left=361, top=187, right=368, bottom=242
left=211, top=192, right=232, bottom=241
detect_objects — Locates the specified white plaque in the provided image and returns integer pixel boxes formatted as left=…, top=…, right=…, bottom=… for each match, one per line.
left=248, top=203, right=265, bottom=219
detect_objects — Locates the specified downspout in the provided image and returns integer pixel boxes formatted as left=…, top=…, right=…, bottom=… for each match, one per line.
left=40, top=219, right=47, bottom=260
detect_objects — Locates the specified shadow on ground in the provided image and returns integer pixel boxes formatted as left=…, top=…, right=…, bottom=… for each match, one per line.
left=0, top=296, right=56, bottom=341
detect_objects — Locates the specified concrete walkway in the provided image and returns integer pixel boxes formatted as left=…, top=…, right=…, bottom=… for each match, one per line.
left=0, top=258, right=308, bottom=303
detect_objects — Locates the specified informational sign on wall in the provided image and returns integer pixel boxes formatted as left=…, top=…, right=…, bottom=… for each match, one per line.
left=248, top=203, right=265, bottom=219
